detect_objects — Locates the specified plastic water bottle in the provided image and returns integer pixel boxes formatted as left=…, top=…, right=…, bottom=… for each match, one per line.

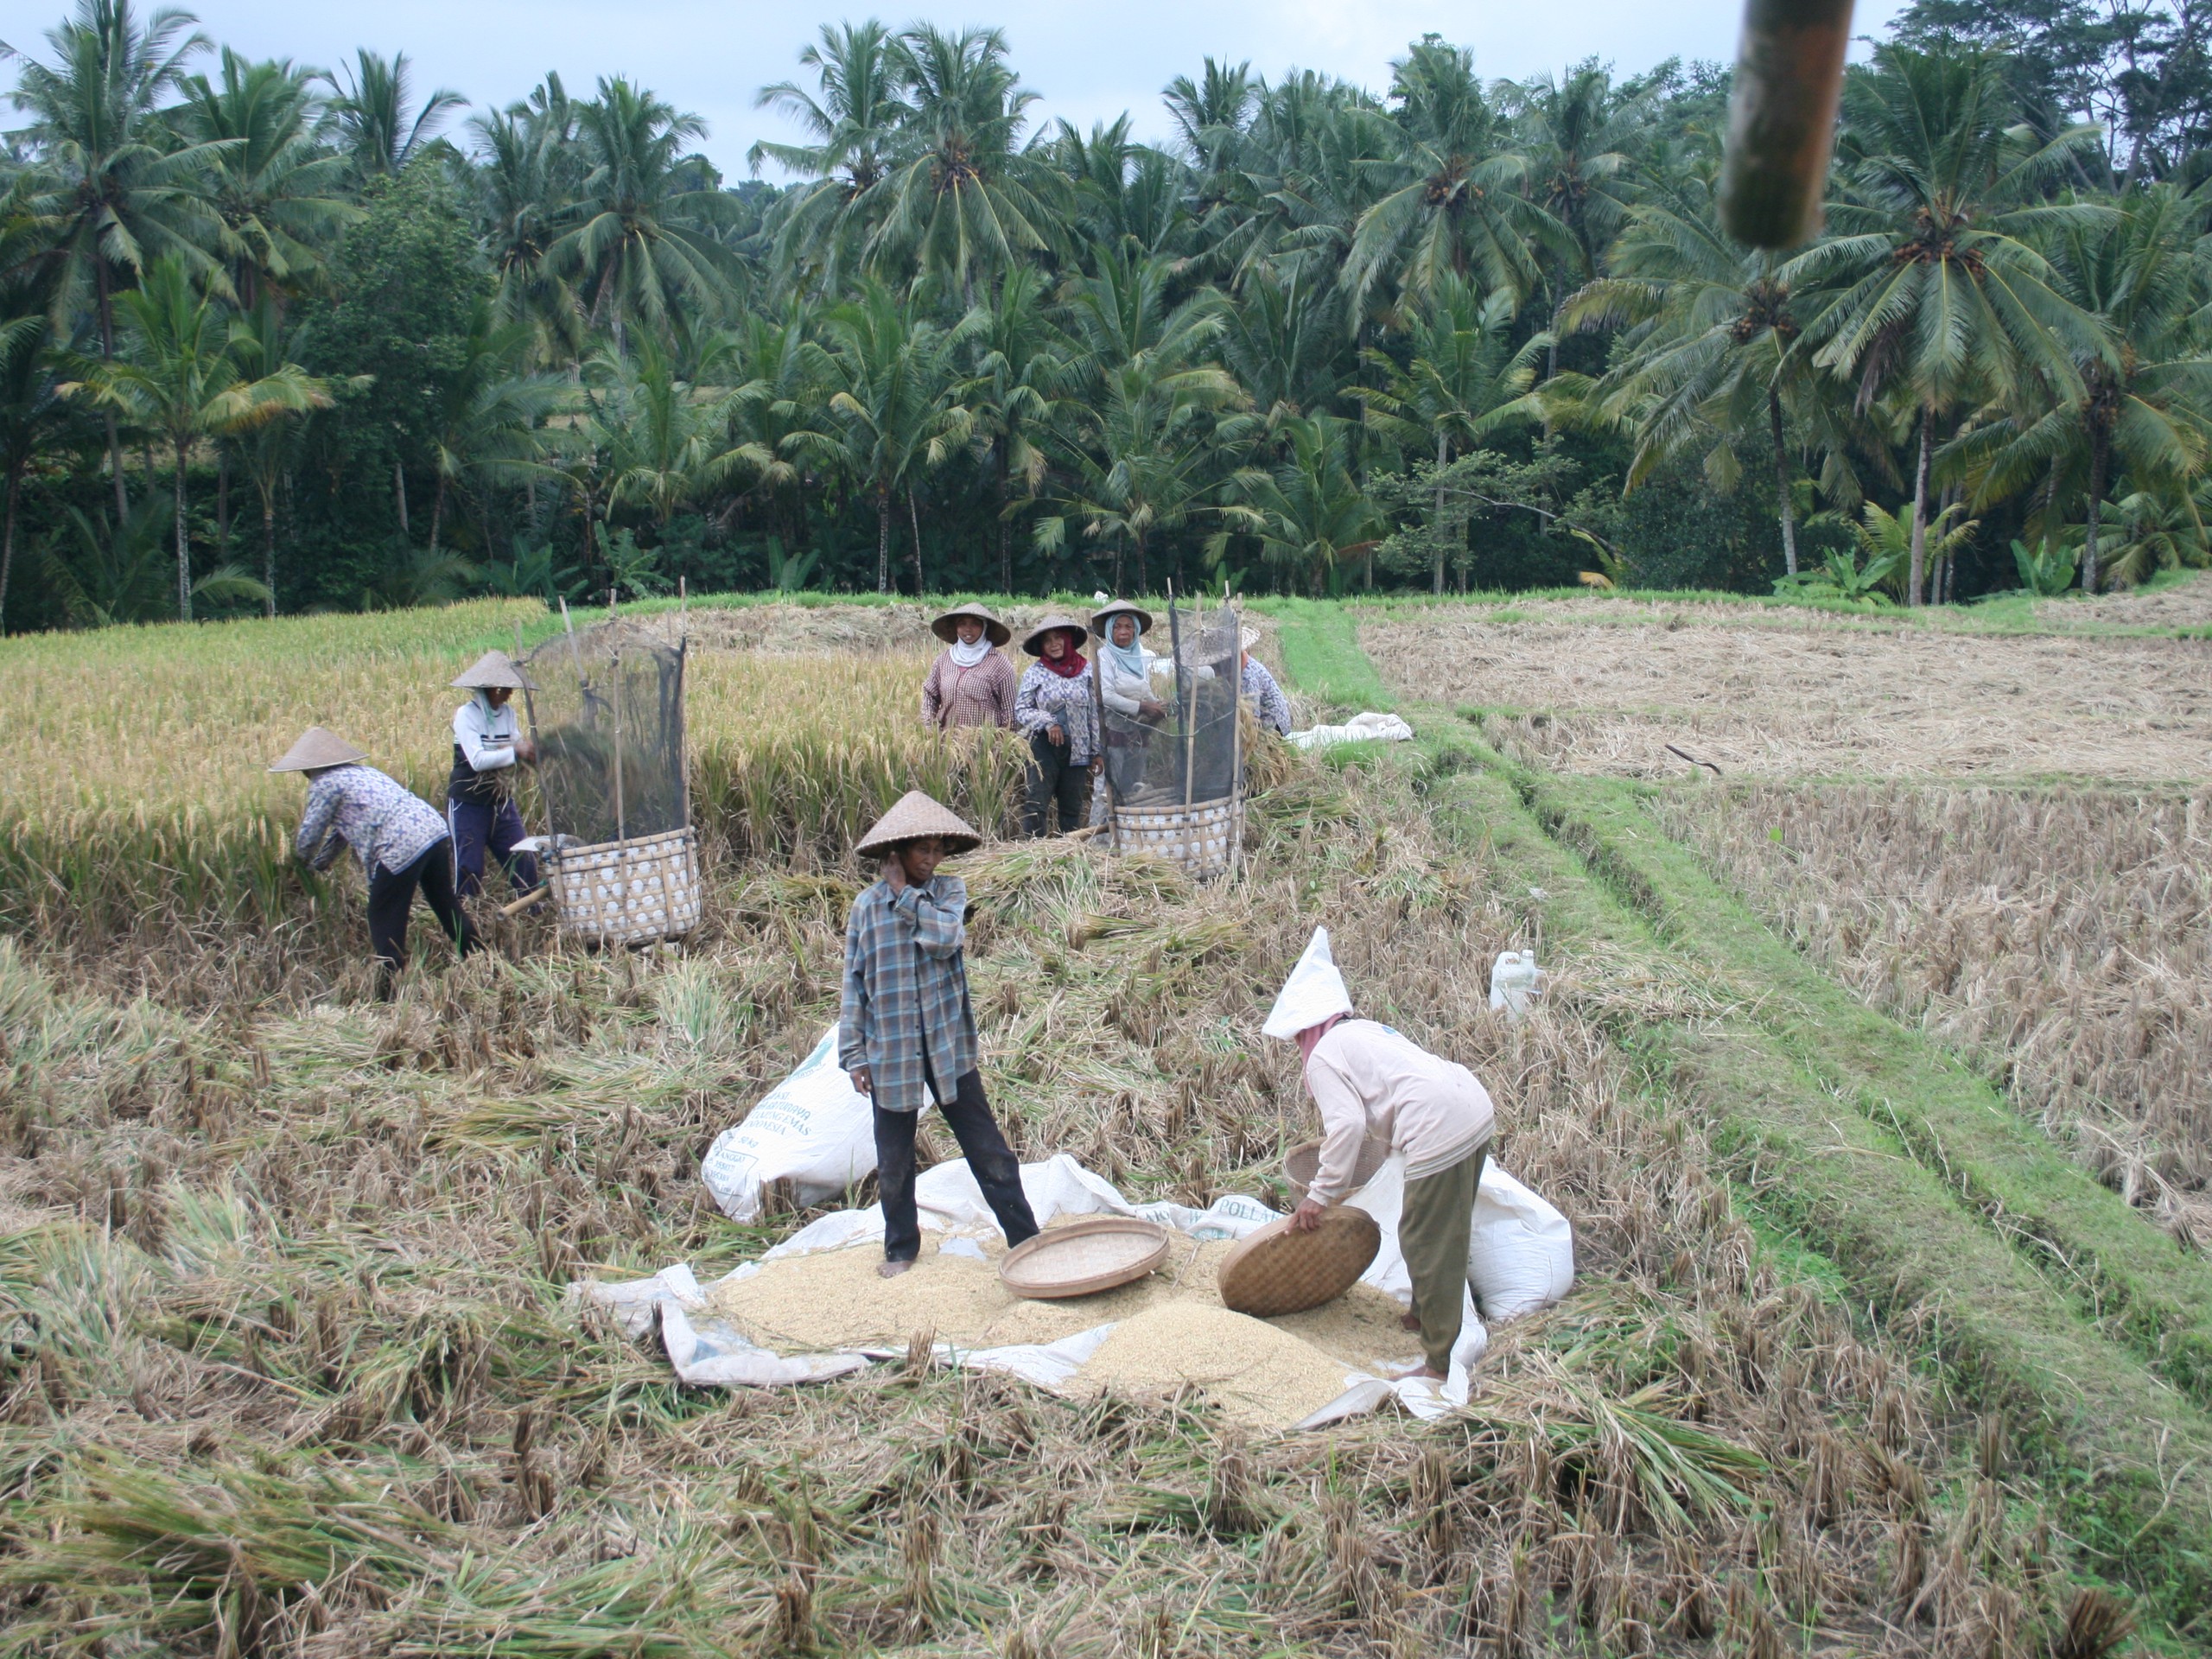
left=1488, top=950, right=1546, bottom=1025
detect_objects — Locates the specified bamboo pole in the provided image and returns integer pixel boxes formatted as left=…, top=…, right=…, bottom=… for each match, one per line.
left=607, top=588, right=626, bottom=850
left=1718, top=0, right=1855, bottom=249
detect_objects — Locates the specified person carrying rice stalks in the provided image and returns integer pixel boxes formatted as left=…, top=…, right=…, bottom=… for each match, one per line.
left=1011, top=613, right=1098, bottom=836
left=273, top=726, right=480, bottom=1000
left=840, top=791, right=1040, bottom=1278
left=920, top=603, right=1017, bottom=730
left=446, top=650, right=539, bottom=900
left=1264, top=926, right=1495, bottom=1381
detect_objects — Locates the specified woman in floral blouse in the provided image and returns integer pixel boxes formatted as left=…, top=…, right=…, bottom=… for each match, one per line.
left=1012, top=614, right=1098, bottom=836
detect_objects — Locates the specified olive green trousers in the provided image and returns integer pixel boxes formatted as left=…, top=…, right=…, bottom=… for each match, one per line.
left=1399, top=1141, right=1489, bottom=1373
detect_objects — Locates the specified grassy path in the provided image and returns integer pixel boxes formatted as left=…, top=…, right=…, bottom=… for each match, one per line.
left=1265, top=624, right=2212, bottom=1628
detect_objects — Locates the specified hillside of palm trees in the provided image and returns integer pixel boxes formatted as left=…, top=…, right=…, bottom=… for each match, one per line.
left=3, top=0, right=2209, bottom=631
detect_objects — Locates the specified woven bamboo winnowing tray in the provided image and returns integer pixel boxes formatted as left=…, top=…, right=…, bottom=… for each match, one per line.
left=1114, top=795, right=1238, bottom=876
left=1282, top=1138, right=1390, bottom=1207
left=550, top=827, right=702, bottom=945
left=999, top=1217, right=1172, bottom=1300
left=1217, top=1206, right=1382, bottom=1318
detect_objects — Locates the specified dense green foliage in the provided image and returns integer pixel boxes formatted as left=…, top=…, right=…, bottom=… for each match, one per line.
left=3, top=0, right=2211, bottom=630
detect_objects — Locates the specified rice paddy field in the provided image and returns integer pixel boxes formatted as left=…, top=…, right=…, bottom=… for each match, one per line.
left=3, top=585, right=2208, bottom=1656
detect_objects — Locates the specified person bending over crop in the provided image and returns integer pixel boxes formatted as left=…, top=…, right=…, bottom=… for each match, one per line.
left=1264, top=926, right=1494, bottom=1381
left=1238, top=627, right=1293, bottom=739
left=840, top=791, right=1040, bottom=1278
left=274, top=726, right=480, bottom=1000
left=446, top=650, right=539, bottom=900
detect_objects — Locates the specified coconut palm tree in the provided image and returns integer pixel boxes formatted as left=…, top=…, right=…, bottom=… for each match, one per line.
left=176, top=50, right=354, bottom=309
left=1789, top=45, right=2106, bottom=604
left=1341, top=38, right=1567, bottom=316
left=1360, top=275, right=1548, bottom=590
left=792, top=280, right=971, bottom=592
left=0, top=275, right=72, bottom=627
left=3, top=0, right=220, bottom=520
left=547, top=78, right=737, bottom=348
left=958, top=262, right=1072, bottom=591
left=468, top=76, right=588, bottom=361
left=1041, top=252, right=1249, bottom=593
left=1236, top=412, right=1383, bottom=593
left=751, top=21, right=906, bottom=292
left=322, top=49, right=464, bottom=180
left=425, top=301, right=564, bottom=552
left=866, top=23, right=1071, bottom=302
left=223, top=296, right=346, bottom=613
left=1560, top=170, right=1850, bottom=578
left=66, top=257, right=334, bottom=619
left=582, top=331, right=753, bottom=529
left=1948, top=181, right=2212, bottom=592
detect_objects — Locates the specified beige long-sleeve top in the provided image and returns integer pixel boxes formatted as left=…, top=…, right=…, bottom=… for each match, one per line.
left=920, top=648, right=1017, bottom=729
left=1304, top=1019, right=1494, bottom=1204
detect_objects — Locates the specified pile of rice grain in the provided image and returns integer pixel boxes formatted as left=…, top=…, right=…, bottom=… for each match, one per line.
left=1079, top=1303, right=1361, bottom=1429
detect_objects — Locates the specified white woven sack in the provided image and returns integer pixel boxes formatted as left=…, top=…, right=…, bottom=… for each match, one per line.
left=700, top=1025, right=876, bottom=1222
left=1468, top=1162, right=1575, bottom=1321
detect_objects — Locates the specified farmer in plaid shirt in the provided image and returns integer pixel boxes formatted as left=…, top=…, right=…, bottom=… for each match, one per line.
left=840, top=791, right=1039, bottom=1278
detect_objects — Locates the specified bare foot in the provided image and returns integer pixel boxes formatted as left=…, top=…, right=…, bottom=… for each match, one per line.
left=1398, top=1311, right=1421, bottom=1332
left=878, top=1260, right=915, bottom=1279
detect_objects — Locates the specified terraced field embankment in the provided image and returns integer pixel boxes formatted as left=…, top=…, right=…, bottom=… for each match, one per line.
left=1337, top=594, right=2212, bottom=1634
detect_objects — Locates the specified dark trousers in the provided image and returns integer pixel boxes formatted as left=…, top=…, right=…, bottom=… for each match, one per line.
left=447, top=796, right=538, bottom=898
left=366, top=838, right=480, bottom=998
left=1023, top=730, right=1087, bottom=836
left=874, top=1067, right=1039, bottom=1262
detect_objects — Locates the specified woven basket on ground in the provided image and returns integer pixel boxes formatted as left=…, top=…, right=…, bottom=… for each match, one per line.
left=549, top=826, right=702, bottom=945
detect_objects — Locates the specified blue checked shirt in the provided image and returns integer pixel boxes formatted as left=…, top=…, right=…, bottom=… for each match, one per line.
left=838, top=873, right=976, bottom=1115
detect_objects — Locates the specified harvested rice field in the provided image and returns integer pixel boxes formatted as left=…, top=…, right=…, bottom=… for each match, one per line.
left=1367, top=609, right=2212, bottom=780
left=3, top=595, right=2204, bottom=1656
left=1661, top=782, right=2212, bottom=1250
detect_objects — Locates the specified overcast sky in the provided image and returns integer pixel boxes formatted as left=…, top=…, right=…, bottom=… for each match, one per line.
left=1, top=0, right=1910, bottom=178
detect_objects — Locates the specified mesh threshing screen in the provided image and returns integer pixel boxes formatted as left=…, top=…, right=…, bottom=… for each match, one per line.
left=1099, top=601, right=1242, bottom=809
left=522, top=620, right=688, bottom=849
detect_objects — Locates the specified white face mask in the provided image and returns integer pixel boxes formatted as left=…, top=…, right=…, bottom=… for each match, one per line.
left=949, top=636, right=992, bottom=667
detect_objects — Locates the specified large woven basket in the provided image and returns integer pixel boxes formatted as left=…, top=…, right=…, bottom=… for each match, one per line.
left=550, top=826, right=702, bottom=945
left=1114, top=795, right=1239, bottom=877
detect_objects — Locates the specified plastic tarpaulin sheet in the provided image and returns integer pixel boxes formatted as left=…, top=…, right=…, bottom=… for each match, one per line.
left=578, top=1152, right=1490, bottom=1428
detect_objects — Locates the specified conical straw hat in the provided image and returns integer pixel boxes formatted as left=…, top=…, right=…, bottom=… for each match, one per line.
left=269, top=726, right=368, bottom=773
left=1090, top=601, right=1153, bottom=637
left=856, top=790, right=984, bottom=857
left=931, top=602, right=1012, bottom=646
left=451, top=648, right=533, bottom=690
left=1020, top=613, right=1090, bottom=655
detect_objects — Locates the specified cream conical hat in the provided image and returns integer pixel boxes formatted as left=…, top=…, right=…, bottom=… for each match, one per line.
left=1090, top=601, right=1153, bottom=636
left=931, top=602, right=1012, bottom=646
left=451, top=648, right=533, bottom=690
left=269, top=726, right=368, bottom=773
left=1020, top=613, right=1090, bottom=655
left=856, top=790, right=984, bottom=857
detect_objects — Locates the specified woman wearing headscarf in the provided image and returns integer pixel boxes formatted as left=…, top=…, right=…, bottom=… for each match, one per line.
left=1012, top=614, right=1097, bottom=836
left=274, top=726, right=480, bottom=1000
left=447, top=650, right=540, bottom=900
left=1091, top=601, right=1166, bottom=807
left=920, top=603, right=1017, bottom=730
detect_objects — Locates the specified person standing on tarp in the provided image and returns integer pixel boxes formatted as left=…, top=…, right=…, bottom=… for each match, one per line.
left=446, top=650, right=540, bottom=899
left=274, top=726, right=480, bottom=1000
left=840, top=791, right=1040, bottom=1279
left=1263, top=925, right=1495, bottom=1382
